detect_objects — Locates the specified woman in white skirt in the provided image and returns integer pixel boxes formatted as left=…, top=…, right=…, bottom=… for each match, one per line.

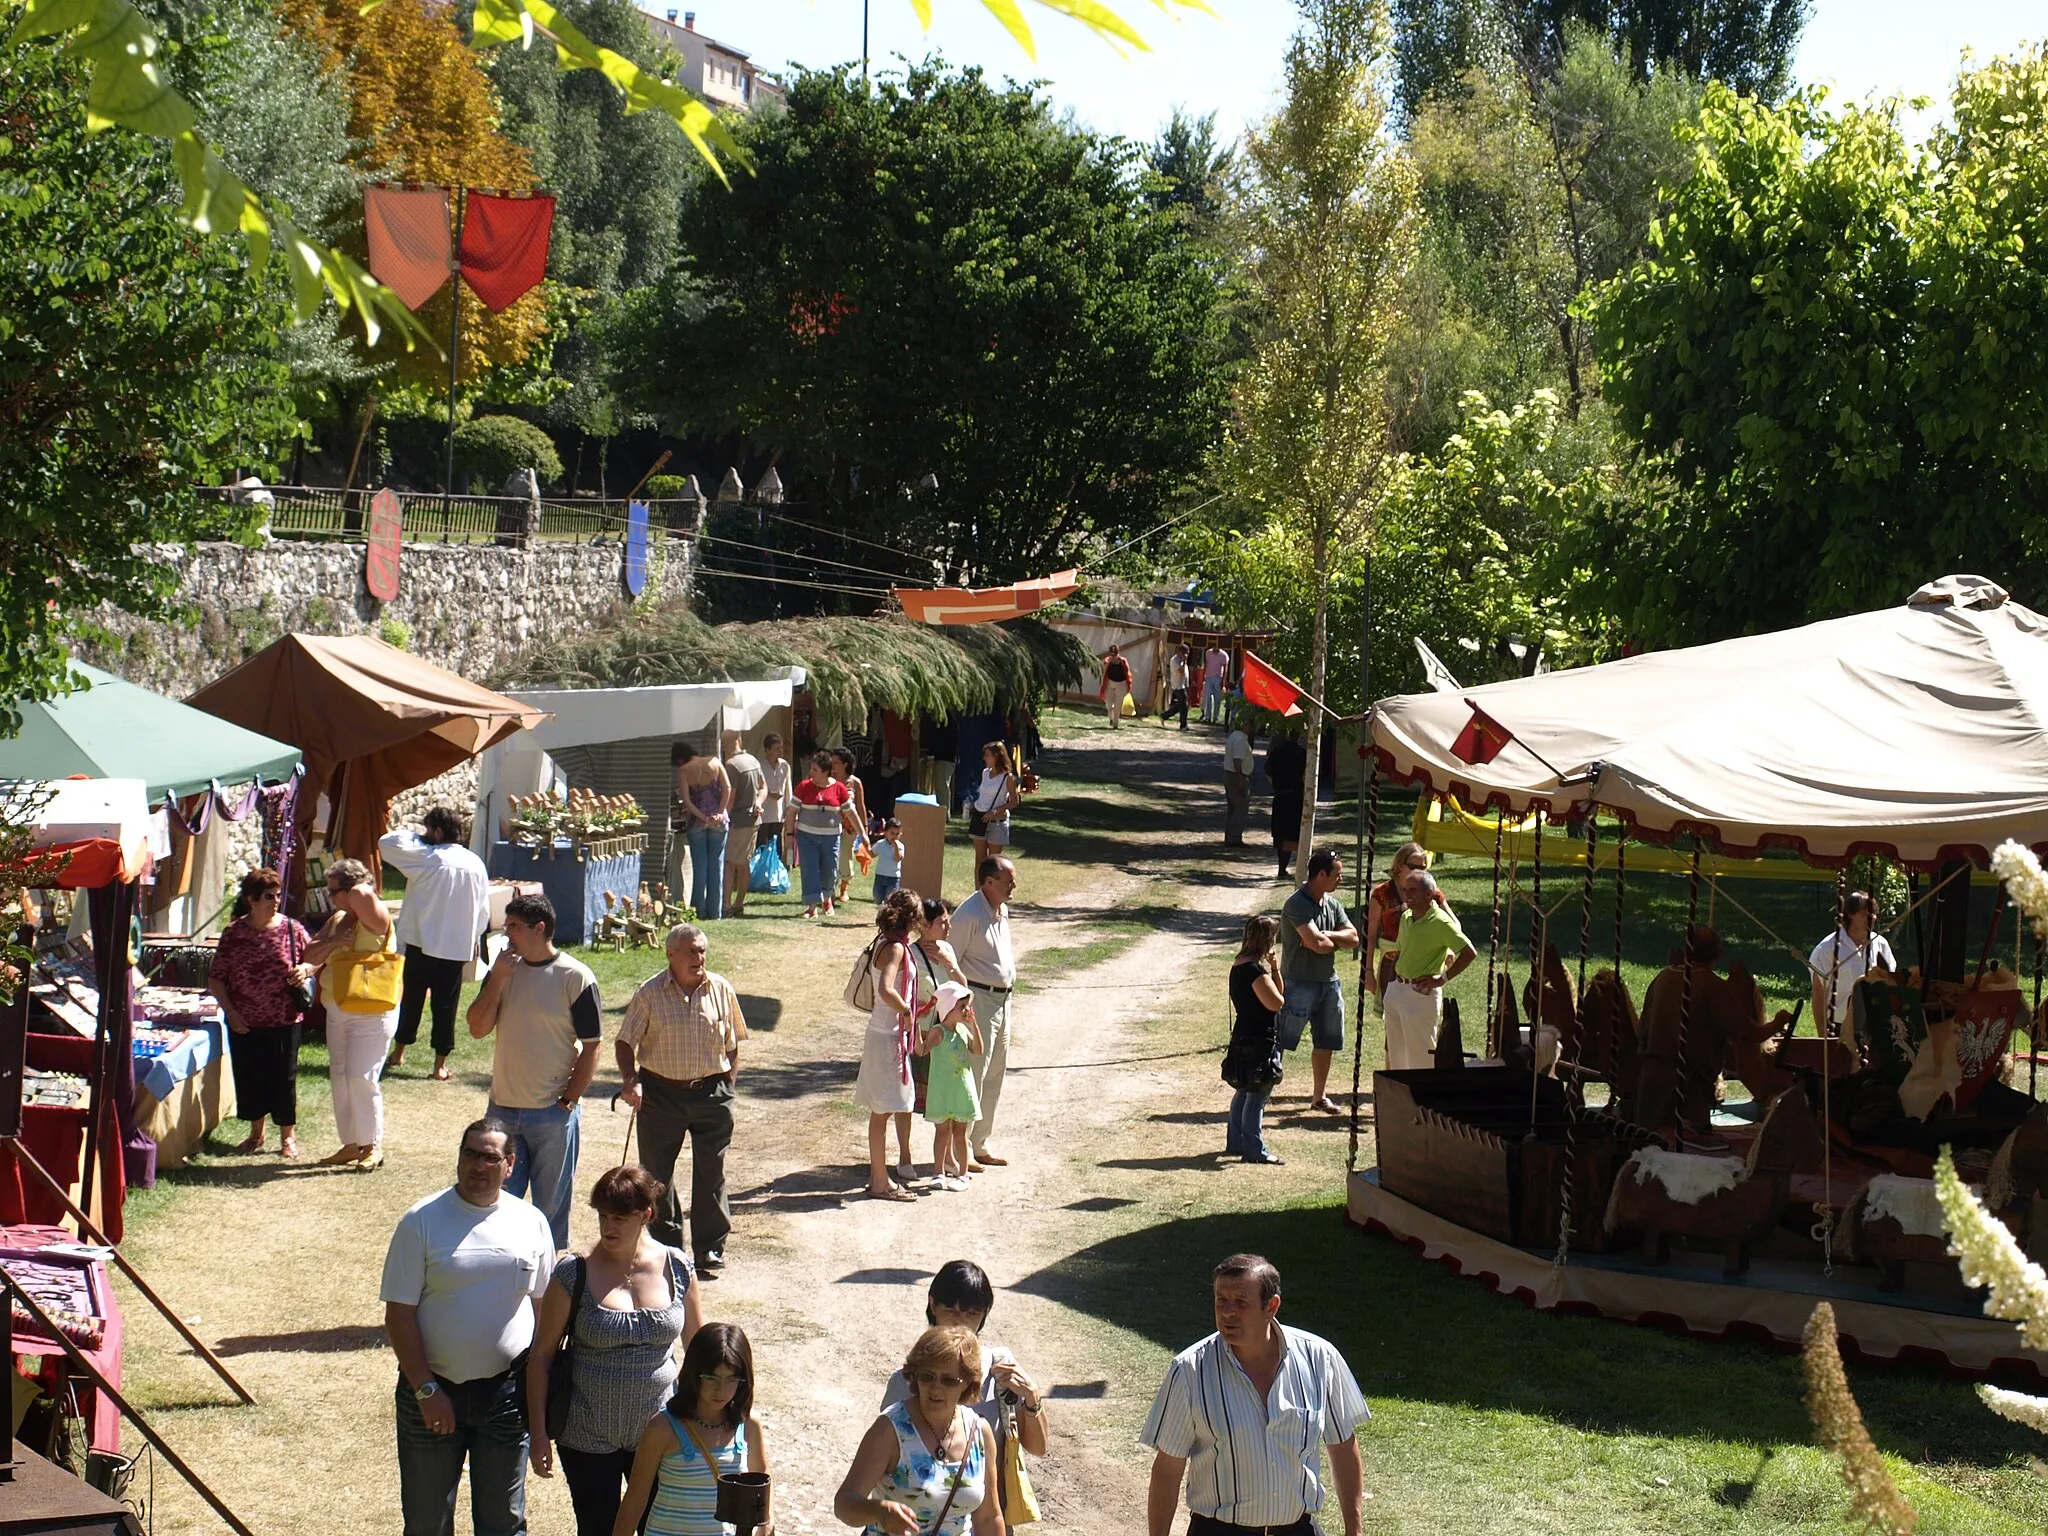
left=967, top=742, right=1020, bottom=871
left=856, top=890, right=925, bottom=1202
left=302, top=857, right=400, bottom=1171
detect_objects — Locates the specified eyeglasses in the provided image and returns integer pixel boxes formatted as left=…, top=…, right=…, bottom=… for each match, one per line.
left=912, top=1370, right=967, bottom=1390
left=458, top=1146, right=509, bottom=1163
left=704, top=1372, right=747, bottom=1389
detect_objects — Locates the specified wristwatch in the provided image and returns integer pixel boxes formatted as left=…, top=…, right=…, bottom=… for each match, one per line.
left=415, top=1381, right=441, bottom=1402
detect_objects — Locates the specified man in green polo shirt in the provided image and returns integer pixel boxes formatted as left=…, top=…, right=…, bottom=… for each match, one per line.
left=1385, top=871, right=1475, bottom=1069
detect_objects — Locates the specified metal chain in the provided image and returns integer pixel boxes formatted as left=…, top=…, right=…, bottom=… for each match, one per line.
left=1577, top=811, right=1597, bottom=1000
left=1486, top=812, right=1505, bottom=1055
left=1673, top=840, right=1703, bottom=1131
left=1348, top=761, right=1380, bottom=1175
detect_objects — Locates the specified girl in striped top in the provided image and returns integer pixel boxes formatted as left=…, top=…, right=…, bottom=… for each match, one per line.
left=614, top=1324, right=771, bottom=1536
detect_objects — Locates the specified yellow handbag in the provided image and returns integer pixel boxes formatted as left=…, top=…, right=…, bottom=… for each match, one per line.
left=1000, top=1406, right=1041, bottom=1525
left=331, top=936, right=404, bottom=1014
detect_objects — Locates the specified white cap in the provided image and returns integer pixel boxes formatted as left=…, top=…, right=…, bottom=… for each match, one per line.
left=935, top=981, right=973, bottom=1015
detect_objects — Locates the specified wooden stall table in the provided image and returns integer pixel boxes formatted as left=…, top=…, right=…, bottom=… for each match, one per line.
left=3, top=1224, right=125, bottom=1455
left=128, top=990, right=232, bottom=1171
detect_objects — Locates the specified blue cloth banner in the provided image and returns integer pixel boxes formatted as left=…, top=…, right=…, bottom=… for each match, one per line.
left=624, top=500, right=649, bottom=597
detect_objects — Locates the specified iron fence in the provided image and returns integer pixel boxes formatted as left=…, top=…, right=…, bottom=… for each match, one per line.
left=204, top=485, right=700, bottom=544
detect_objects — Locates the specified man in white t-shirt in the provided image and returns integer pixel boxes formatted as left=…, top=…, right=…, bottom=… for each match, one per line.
left=1201, top=644, right=1230, bottom=723
left=467, top=892, right=604, bottom=1249
left=381, top=806, right=491, bottom=1080
left=1810, top=890, right=1897, bottom=1029
left=382, top=1117, right=555, bottom=1536
left=1223, top=725, right=1255, bottom=845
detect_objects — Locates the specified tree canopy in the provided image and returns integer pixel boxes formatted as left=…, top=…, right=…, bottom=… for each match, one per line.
left=612, top=60, right=1230, bottom=601
left=1581, top=49, right=2048, bottom=644
left=0, top=37, right=294, bottom=726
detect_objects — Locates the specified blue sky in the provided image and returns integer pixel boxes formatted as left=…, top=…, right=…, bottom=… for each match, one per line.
left=680, top=0, right=2041, bottom=143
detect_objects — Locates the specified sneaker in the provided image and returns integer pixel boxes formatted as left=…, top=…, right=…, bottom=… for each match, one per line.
left=1244, top=1151, right=1286, bottom=1166
left=697, top=1250, right=726, bottom=1275
left=936, top=1175, right=970, bottom=1192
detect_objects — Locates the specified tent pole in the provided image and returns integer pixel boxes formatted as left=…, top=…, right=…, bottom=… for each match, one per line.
left=78, top=879, right=134, bottom=1221
left=0, top=1269, right=257, bottom=1536
left=442, top=186, right=465, bottom=537
left=6, top=1137, right=254, bottom=1405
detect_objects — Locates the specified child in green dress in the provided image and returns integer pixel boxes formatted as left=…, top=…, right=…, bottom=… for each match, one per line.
left=919, top=980, right=984, bottom=1191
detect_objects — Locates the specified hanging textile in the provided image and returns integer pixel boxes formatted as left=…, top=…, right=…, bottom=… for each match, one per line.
left=894, top=570, right=1080, bottom=626
left=363, top=184, right=454, bottom=310
left=459, top=192, right=556, bottom=312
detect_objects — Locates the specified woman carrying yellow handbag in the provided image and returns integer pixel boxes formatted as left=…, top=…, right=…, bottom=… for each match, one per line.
left=302, top=857, right=403, bottom=1171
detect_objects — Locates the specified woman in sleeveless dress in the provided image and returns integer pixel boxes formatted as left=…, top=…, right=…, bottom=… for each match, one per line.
left=835, top=1326, right=999, bottom=1536
left=968, top=743, right=1020, bottom=872
left=1222, top=914, right=1288, bottom=1165
left=526, top=1166, right=703, bottom=1536
left=615, top=1323, right=770, bottom=1536
left=854, top=891, right=925, bottom=1201
left=302, top=856, right=399, bottom=1170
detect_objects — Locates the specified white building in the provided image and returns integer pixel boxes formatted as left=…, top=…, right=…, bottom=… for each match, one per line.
left=640, top=8, right=783, bottom=112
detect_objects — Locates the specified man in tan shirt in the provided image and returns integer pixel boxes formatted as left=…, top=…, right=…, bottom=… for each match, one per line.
left=616, top=923, right=748, bottom=1273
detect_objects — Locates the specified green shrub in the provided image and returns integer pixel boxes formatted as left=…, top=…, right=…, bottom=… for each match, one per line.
left=452, top=415, right=562, bottom=491
left=642, top=473, right=692, bottom=499
left=378, top=616, right=412, bottom=651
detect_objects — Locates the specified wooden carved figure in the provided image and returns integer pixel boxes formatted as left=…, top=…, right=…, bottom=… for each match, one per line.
left=1604, top=1083, right=1819, bottom=1277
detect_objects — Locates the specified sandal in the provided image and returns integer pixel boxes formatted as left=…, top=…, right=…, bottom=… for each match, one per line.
left=867, top=1184, right=917, bottom=1202
left=280, top=1136, right=301, bottom=1160
left=318, top=1144, right=367, bottom=1167
left=354, top=1147, right=386, bottom=1171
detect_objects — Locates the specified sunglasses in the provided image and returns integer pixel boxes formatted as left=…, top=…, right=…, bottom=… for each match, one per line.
left=912, top=1370, right=968, bottom=1390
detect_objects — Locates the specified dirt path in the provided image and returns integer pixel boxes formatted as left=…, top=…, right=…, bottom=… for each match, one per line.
left=719, top=721, right=1278, bottom=1533
left=115, top=713, right=1308, bottom=1535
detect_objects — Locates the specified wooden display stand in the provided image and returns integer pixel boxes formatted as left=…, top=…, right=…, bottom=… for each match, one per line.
left=894, top=799, right=947, bottom=904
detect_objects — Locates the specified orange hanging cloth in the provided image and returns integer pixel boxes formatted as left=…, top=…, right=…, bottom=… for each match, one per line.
left=459, top=192, right=556, bottom=312
left=362, top=184, right=453, bottom=311
left=895, top=569, right=1080, bottom=626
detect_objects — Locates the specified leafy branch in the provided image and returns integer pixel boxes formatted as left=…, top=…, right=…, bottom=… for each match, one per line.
left=11, top=0, right=1209, bottom=343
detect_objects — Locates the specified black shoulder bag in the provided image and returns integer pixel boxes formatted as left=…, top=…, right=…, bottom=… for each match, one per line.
left=544, top=1258, right=588, bottom=1440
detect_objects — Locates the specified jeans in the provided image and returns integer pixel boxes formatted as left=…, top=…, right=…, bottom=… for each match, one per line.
left=1225, top=1087, right=1271, bottom=1158
left=395, top=946, right=469, bottom=1057
left=558, top=1444, right=637, bottom=1536
left=636, top=1072, right=735, bottom=1259
left=394, top=1371, right=529, bottom=1536
left=1201, top=678, right=1224, bottom=721
left=687, top=825, right=728, bottom=920
left=795, top=830, right=839, bottom=907
left=873, top=874, right=901, bottom=903
left=490, top=1100, right=581, bottom=1249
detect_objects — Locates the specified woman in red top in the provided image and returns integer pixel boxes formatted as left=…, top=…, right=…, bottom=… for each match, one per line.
left=1364, top=842, right=1443, bottom=998
left=788, top=751, right=865, bottom=917
left=207, top=867, right=314, bottom=1157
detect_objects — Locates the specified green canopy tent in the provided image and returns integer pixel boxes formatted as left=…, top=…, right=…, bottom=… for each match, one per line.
left=0, top=664, right=301, bottom=801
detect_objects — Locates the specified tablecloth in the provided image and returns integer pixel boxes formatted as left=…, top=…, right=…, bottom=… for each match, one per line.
left=3, top=1222, right=125, bottom=1453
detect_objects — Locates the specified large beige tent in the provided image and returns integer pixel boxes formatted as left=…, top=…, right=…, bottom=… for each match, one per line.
left=1369, top=575, right=2048, bottom=868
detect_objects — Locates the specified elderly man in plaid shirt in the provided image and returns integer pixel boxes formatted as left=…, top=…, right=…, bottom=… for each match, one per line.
left=615, top=923, right=749, bottom=1276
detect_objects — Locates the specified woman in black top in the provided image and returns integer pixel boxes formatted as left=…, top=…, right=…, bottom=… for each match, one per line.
left=1223, top=914, right=1288, bottom=1164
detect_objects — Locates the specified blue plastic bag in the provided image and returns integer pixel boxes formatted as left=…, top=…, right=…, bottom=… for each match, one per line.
left=749, top=840, right=791, bottom=895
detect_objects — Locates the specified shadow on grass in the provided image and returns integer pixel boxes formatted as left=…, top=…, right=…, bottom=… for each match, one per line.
left=1013, top=1203, right=2043, bottom=1474
left=732, top=1161, right=867, bottom=1214
left=214, top=1324, right=387, bottom=1357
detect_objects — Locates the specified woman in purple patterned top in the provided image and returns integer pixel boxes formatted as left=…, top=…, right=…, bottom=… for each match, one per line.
left=207, top=867, right=314, bottom=1158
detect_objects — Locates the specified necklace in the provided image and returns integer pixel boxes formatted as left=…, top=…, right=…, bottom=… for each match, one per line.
left=909, top=1401, right=958, bottom=1459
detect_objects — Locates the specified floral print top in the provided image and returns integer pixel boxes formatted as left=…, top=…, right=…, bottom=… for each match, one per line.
left=862, top=1399, right=986, bottom=1536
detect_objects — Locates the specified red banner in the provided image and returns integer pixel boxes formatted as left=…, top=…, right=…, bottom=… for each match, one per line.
left=459, top=192, right=556, bottom=312
left=1451, top=700, right=1514, bottom=765
left=1240, top=651, right=1304, bottom=717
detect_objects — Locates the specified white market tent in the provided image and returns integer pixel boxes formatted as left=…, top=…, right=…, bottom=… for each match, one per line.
left=1369, top=575, right=2048, bottom=869
left=469, top=678, right=797, bottom=873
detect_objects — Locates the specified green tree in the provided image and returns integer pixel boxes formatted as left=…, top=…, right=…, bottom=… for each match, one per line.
left=1394, top=24, right=1700, bottom=448
left=614, top=60, right=1230, bottom=600
left=1581, top=49, right=2048, bottom=644
left=1395, top=0, right=1807, bottom=117
left=1221, top=0, right=1416, bottom=869
left=1147, top=107, right=1235, bottom=226
left=0, top=36, right=296, bottom=727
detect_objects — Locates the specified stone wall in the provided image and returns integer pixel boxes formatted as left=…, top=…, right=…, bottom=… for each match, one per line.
left=83, top=534, right=690, bottom=697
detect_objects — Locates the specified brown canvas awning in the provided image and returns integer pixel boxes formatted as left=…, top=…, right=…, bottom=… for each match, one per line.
left=188, top=634, right=549, bottom=872
left=1369, top=576, right=2048, bottom=869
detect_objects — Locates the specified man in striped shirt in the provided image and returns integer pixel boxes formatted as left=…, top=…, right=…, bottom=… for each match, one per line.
left=1142, top=1254, right=1368, bottom=1536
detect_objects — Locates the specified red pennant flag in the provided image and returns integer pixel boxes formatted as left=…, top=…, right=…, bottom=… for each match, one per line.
left=1240, top=651, right=1305, bottom=717
left=459, top=192, right=556, bottom=312
left=1450, top=699, right=1515, bottom=765
left=363, top=184, right=453, bottom=311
